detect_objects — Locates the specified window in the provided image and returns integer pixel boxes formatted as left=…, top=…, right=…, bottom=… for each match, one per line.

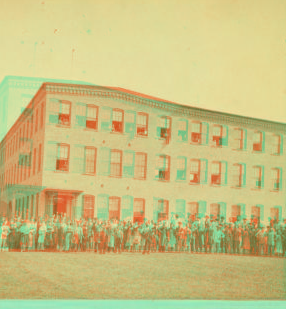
left=186, top=202, right=199, bottom=218
left=109, top=196, right=121, bottom=220
left=231, top=204, right=241, bottom=219
left=271, top=168, right=282, bottom=191
left=189, top=159, right=208, bottom=184
left=33, top=148, right=37, bottom=175
left=253, top=165, right=264, bottom=189
left=83, top=195, right=95, bottom=219
left=136, top=112, right=148, bottom=136
left=112, top=109, right=123, bottom=133
left=134, top=152, right=147, bottom=180
left=157, top=199, right=169, bottom=221
left=85, top=147, right=96, bottom=174
left=177, top=119, right=188, bottom=142
left=210, top=203, right=220, bottom=219
left=211, top=161, right=227, bottom=185
left=271, top=134, right=282, bottom=155
left=133, top=198, right=145, bottom=223
left=110, top=150, right=122, bottom=177
left=234, top=128, right=247, bottom=150
left=56, top=144, right=70, bottom=172
left=86, top=105, right=98, bottom=130
left=155, top=155, right=170, bottom=181
left=191, top=122, right=204, bottom=144
left=38, top=144, right=42, bottom=173
left=212, top=124, right=228, bottom=147
left=270, top=207, right=280, bottom=220
left=232, top=163, right=246, bottom=187
left=157, top=116, right=171, bottom=143
left=251, top=206, right=261, bottom=219
left=176, top=157, right=186, bottom=180
left=253, top=131, right=264, bottom=152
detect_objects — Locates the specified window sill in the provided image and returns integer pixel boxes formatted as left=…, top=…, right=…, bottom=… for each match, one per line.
left=136, top=134, right=149, bottom=138
left=134, top=177, right=147, bottom=181
left=54, top=170, right=69, bottom=173
left=251, top=187, right=262, bottom=191
left=232, top=148, right=246, bottom=152
left=56, top=124, right=71, bottom=129
left=231, top=186, right=244, bottom=189
left=82, top=173, right=96, bottom=176
left=190, top=142, right=203, bottom=146
left=252, top=151, right=264, bottom=154
left=270, top=153, right=282, bottom=157
left=109, top=175, right=122, bottom=178
left=175, top=179, right=187, bottom=182
left=189, top=182, right=201, bottom=185
left=154, top=179, right=170, bottom=182
left=84, top=128, right=98, bottom=132
left=270, top=189, right=281, bottom=193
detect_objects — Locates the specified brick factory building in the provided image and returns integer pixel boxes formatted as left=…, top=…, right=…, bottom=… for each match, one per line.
left=0, top=82, right=285, bottom=224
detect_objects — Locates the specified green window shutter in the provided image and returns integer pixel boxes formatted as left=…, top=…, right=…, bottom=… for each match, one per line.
left=124, top=110, right=136, bottom=138
left=241, top=163, right=246, bottom=187
left=48, top=99, right=60, bottom=124
left=221, top=161, right=228, bottom=185
left=240, top=203, right=246, bottom=217
left=75, top=103, right=87, bottom=127
left=202, top=122, right=209, bottom=145
left=257, top=204, right=264, bottom=221
left=261, top=132, right=265, bottom=152
left=45, top=141, right=58, bottom=171
left=176, top=156, right=186, bottom=181
left=97, top=194, right=109, bottom=220
left=153, top=197, right=161, bottom=222
left=277, top=206, right=282, bottom=220
left=243, top=129, right=247, bottom=150
left=198, top=200, right=206, bottom=218
left=100, top=106, right=112, bottom=132
left=98, top=147, right=110, bottom=176
left=176, top=199, right=186, bottom=218
left=219, top=202, right=226, bottom=219
left=73, top=145, right=85, bottom=174
left=121, top=195, right=134, bottom=220
left=279, top=168, right=282, bottom=191
left=200, top=159, right=208, bottom=184
left=280, top=134, right=283, bottom=154
left=123, top=150, right=135, bottom=178
left=261, top=166, right=264, bottom=189
left=222, top=125, right=228, bottom=146
left=178, top=119, right=188, bottom=142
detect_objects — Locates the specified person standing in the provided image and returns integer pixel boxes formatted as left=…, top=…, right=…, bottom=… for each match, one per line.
left=37, top=222, right=46, bottom=251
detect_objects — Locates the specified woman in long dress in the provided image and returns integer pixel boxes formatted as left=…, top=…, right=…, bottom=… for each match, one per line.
left=37, top=223, right=46, bottom=251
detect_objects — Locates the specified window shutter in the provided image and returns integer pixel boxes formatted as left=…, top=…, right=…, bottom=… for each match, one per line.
left=276, top=206, right=282, bottom=220
left=257, top=204, right=264, bottom=221
left=241, top=163, right=246, bottom=186
left=73, top=145, right=85, bottom=174
left=121, top=195, right=134, bottom=220
left=280, top=134, right=284, bottom=154
left=124, top=110, right=136, bottom=138
left=45, top=142, right=57, bottom=171
left=97, top=194, right=109, bottom=220
left=243, top=129, right=247, bottom=150
left=222, top=125, right=228, bottom=146
left=261, top=131, right=265, bottom=152
left=100, top=106, right=112, bottom=132
left=261, top=166, right=264, bottom=189
left=200, top=159, right=208, bottom=184
left=221, top=161, right=228, bottom=185
left=98, top=147, right=110, bottom=176
left=48, top=99, right=60, bottom=124
left=153, top=197, right=161, bottom=222
left=201, top=122, right=209, bottom=145
left=75, top=103, right=86, bottom=127
left=178, top=119, right=188, bottom=142
left=219, top=202, right=226, bottom=219
left=198, top=200, right=206, bottom=218
left=176, top=199, right=186, bottom=218
left=279, top=168, right=282, bottom=190
left=123, top=150, right=135, bottom=178
left=156, top=117, right=162, bottom=138
left=240, top=203, right=246, bottom=218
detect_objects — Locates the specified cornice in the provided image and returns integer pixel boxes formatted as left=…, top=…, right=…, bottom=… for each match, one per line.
left=45, top=83, right=286, bottom=134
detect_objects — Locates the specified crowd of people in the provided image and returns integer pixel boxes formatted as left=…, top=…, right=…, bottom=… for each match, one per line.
left=0, top=212, right=286, bottom=257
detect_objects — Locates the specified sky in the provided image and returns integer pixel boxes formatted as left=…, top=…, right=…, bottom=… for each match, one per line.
left=0, top=0, right=285, bottom=123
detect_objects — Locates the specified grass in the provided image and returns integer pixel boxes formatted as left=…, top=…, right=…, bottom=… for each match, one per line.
left=0, top=252, right=285, bottom=299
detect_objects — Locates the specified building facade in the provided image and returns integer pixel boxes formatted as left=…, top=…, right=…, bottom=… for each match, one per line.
left=0, top=82, right=285, bottom=224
